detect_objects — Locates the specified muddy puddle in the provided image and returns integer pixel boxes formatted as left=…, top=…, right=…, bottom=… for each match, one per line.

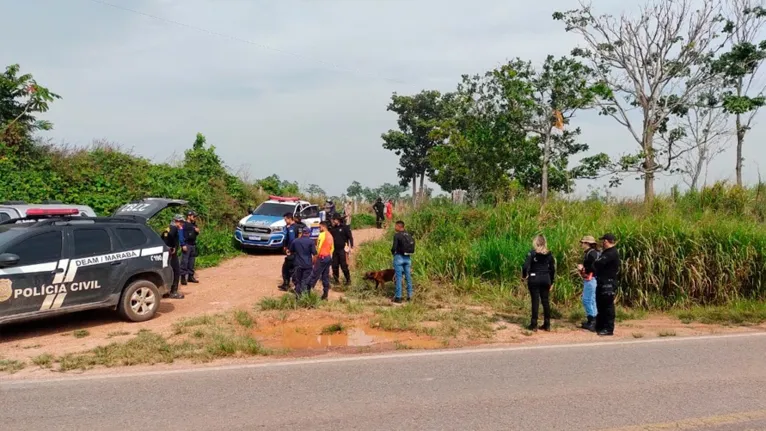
left=254, top=321, right=443, bottom=351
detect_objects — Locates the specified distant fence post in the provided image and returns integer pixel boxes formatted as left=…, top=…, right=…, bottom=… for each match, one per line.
left=452, top=190, right=466, bottom=205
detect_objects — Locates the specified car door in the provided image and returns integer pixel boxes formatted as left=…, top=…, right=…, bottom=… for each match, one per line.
left=64, top=226, right=116, bottom=306
left=300, top=205, right=321, bottom=239
left=0, top=230, right=65, bottom=317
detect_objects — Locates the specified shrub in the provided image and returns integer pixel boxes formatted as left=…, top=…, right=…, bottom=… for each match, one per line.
left=355, top=186, right=766, bottom=309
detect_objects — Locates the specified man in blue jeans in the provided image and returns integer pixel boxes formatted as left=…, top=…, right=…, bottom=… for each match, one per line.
left=391, top=220, right=415, bottom=304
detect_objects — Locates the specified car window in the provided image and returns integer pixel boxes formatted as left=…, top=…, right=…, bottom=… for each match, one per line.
left=253, top=202, right=296, bottom=217
left=73, top=228, right=112, bottom=258
left=0, top=212, right=10, bottom=223
left=300, top=205, right=319, bottom=218
left=116, top=227, right=148, bottom=249
left=6, top=231, right=63, bottom=266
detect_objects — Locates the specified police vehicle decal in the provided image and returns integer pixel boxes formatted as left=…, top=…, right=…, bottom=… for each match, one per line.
left=242, top=214, right=282, bottom=226
left=0, top=246, right=166, bottom=308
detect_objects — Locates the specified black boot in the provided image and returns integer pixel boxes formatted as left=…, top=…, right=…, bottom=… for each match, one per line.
left=168, top=284, right=184, bottom=299
left=539, top=322, right=551, bottom=332
left=526, top=323, right=538, bottom=332
left=181, top=276, right=187, bottom=286
left=188, top=275, right=199, bottom=284
left=582, top=315, right=596, bottom=332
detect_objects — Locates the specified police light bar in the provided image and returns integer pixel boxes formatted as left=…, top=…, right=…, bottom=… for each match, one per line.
left=268, top=195, right=301, bottom=202
left=26, top=208, right=80, bottom=216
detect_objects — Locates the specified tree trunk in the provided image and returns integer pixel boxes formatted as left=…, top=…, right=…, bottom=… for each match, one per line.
left=412, top=177, right=417, bottom=207
left=541, top=132, right=551, bottom=202
left=690, top=146, right=706, bottom=192
left=419, top=173, right=425, bottom=204
left=643, top=132, right=656, bottom=203
left=736, top=113, right=744, bottom=187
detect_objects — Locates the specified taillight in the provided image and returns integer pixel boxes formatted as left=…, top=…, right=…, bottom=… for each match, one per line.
left=26, top=208, right=80, bottom=216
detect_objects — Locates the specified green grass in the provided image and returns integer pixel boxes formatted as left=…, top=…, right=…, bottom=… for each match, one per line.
left=350, top=213, right=377, bottom=229
left=107, top=331, right=130, bottom=338
left=320, top=322, right=346, bottom=335
left=354, top=185, right=766, bottom=311
left=658, top=330, right=677, bottom=337
left=234, top=310, right=255, bottom=328
left=0, top=358, right=26, bottom=373
left=31, top=353, right=54, bottom=369
left=258, top=292, right=322, bottom=311
left=73, top=329, right=90, bottom=339
left=676, top=300, right=766, bottom=325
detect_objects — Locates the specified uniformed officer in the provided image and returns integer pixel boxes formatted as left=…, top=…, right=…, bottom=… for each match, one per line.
left=279, top=212, right=299, bottom=291
left=373, top=197, right=385, bottom=229
left=329, top=214, right=353, bottom=285
left=180, top=210, right=200, bottom=285
left=291, top=226, right=317, bottom=296
left=594, top=233, right=620, bottom=336
left=162, top=214, right=185, bottom=299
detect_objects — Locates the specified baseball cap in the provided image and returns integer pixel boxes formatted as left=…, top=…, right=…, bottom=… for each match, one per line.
left=173, top=214, right=185, bottom=222
left=186, top=210, right=197, bottom=216
left=302, top=227, right=312, bottom=235
left=599, top=233, right=616, bottom=242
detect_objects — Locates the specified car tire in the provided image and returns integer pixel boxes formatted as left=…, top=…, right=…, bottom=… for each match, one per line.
left=118, top=279, right=161, bottom=322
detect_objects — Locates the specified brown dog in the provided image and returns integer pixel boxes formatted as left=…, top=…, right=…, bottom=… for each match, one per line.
left=363, top=269, right=395, bottom=289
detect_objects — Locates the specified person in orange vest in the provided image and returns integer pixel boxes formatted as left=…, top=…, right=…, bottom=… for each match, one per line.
left=303, top=221, right=334, bottom=300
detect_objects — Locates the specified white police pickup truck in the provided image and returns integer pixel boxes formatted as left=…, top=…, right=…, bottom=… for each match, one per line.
left=234, top=196, right=321, bottom=250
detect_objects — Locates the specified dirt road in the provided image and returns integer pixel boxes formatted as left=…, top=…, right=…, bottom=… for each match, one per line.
left=0, top=229, right=384, bottom=360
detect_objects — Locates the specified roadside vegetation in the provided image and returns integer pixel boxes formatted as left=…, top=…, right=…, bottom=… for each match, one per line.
left=354, top=186, right=766, bottom=319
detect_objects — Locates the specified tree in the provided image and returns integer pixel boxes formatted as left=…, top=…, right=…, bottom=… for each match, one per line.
left=430, top=65, right=606, bottom=202
left=304, top=183, right=325, bottom=198
left=663, top=87, right=731, bottom=190
left=376, top=183, right=408, bottom=201
left=713, top=0, right=766, bottom=186
left=554, top=0, right=728, bottom=202
left=381, top=90, right=455, bottom=205
left=346, top=181, right=364, bottom=201
left=256, top=174, right=300, bottom=196
left=490, top=56, right=599, bottom=200
left=1, top=64, right=60, bottom=146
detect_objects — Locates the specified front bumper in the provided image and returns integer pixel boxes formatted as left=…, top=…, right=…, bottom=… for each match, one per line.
left=234, top=229, right=285, bottom=249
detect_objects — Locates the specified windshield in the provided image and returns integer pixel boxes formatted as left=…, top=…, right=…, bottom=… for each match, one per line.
left=253, top=203, right=294, bottom=217
left=0, top=226, right=29, bottom=247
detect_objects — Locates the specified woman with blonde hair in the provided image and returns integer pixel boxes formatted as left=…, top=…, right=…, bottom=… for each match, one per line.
left=522, top=234, right=556, bottom=331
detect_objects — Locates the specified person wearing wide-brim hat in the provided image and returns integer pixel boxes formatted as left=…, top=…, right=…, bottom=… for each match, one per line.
left=576, top=235, right=599, bottom=331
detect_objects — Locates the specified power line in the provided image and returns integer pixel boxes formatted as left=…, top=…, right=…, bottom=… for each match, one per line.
left=87, top=0, right=407, bottom=84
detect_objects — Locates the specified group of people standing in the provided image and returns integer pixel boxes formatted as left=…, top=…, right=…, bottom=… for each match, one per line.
left=372, top=197, right=394, bottom=229
left=162, top=210, right=202, bottom=300
left=522, top=233, right=620, bottom=336
left=278, top=207, right=354, bottom=300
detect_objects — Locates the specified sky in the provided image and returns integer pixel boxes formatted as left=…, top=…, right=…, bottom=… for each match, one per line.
left=2, top=0, right=765, bottom=198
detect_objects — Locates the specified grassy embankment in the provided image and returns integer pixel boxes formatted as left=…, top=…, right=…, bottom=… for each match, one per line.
left=349, top=184, right=766, bottom=327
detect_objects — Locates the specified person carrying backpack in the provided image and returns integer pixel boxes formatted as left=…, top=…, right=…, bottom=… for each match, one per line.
left=577, top=235, right=599, bottom=331
left=391, top=220, right=415, bottom=303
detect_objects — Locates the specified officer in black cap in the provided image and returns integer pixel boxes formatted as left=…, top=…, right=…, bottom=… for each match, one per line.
left=594, top=233, right=620, bottom=336
left=180, top=210, right=200, bottom=285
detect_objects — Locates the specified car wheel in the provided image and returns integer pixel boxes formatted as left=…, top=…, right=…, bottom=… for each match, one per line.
left=118, top=279, right=161, bottom=322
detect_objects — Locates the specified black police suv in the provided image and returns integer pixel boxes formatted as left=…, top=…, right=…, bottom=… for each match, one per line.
left=0, top=198, right=186, bottom=325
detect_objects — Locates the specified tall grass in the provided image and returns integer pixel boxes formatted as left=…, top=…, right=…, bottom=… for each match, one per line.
left=355, top=184, right=766, bottom=309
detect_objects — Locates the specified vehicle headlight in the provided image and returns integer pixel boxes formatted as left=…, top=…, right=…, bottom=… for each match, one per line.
left=237, top=222, right=244, bottom=229
left=271, top=226, right=284, bottom=233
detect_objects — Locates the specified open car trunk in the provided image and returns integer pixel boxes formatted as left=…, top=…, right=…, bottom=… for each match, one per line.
left=113, top=198, right=188, bottom=223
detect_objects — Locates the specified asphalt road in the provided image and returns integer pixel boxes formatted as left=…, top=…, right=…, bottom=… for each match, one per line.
left=2, top=333, right=766, bottom=431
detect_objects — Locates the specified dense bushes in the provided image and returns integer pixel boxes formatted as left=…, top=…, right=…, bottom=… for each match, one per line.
left=356, top=185, right=766, bottom=309
left=0, top=136, right=289, bottom=267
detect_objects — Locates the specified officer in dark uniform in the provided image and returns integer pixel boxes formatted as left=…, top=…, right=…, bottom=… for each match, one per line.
left=180, top=211, right=200, bottom=285
left=161, top=214, right=185, bottom=299
left=594, top=233, right=620, bottom=336
left=279, top=212, right=299, bottom=291
left=329, top=213, right=354, bottom=285
left=373, top=197, right=385, bottom=229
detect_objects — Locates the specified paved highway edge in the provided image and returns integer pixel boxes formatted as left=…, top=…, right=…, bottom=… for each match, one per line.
left=3, top=331, right=765, bottom=387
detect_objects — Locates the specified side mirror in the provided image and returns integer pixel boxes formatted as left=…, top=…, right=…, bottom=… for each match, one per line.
left=0, top=253, right=20, bottom=268
left=247, top=206, right=254, bottom=214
